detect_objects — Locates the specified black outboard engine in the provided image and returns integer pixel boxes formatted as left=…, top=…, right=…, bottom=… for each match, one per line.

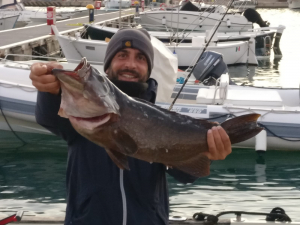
left=192, top=51, right=228, bottom=85
left=243, top=8, right=270, bottom=27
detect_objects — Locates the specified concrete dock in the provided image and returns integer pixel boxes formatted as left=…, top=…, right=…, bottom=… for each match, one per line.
left=0, top=9, right=135, bottom=58
left=22, top=0, right=94, bottom=7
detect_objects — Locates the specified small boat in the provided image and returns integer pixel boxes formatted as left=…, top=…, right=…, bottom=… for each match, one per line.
left=167, top=38, right=258, bottom=68
left=138, top=1, right=255, bottom=32
left=0, top=14, right=19, bottom=30
left=80, top=25, right=258, bottom=67
left=288, top=0, right=300, bottom=9
left=0, top=0, right=73, bottom=24
left=84, top=24, right=285, bottom=59
left=0, top=50, right=299, bottom=151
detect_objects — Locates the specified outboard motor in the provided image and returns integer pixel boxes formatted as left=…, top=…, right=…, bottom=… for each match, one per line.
left=243, top=8, right=270, bottom=27
left=192, top=51, right=228, bottom=85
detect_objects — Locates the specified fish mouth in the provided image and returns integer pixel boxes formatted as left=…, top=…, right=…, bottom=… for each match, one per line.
left=69, top=113, right=112, bottom=130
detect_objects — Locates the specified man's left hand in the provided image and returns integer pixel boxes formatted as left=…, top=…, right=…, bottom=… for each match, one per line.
left=204, top=126, right=232, bottom=160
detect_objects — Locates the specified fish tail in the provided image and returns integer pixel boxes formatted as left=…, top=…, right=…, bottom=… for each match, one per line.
left=221, top=113, right=263, bottom=144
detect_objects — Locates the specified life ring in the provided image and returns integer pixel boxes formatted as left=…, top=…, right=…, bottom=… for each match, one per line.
left=160, top=3, right=167, bottom=10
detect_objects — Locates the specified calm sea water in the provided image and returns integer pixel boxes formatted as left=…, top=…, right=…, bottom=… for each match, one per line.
left=229, top=8, right=300, bottom=88
left=1, top=8, right=300, bottom=222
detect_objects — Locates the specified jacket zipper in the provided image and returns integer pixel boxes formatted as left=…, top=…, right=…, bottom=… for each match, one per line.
left=120, top=169, right=127, bottom=225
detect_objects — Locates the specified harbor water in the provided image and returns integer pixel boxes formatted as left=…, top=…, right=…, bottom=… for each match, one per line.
left=1, top=8, right=300, bottom=222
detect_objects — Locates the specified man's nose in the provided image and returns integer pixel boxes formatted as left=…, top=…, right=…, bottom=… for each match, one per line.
left=124, top=57, right=137, bottom=69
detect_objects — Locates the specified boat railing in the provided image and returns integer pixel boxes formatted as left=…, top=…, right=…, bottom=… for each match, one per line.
left=107, top=20, right=174, bottom=32
left=248, top=25, right=286, bottom=33
left=1, top=54, right=104, bottom=66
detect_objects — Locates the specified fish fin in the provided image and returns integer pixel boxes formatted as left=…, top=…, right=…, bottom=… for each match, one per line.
left=221, top=113, right=263, bottom=144
left=112, top=129, right=138, bottom=155
left=172, top=153, right=211, bottom=178
left=106, top=149, right=130, bottom=170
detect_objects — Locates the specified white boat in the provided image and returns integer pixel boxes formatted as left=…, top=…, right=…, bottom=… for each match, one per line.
left=0, top=14, right=18, bottom=30
left=0, top=0, right=73, bottom=24
left=85, top=24, right=285, bottom=59
left=103, top=0, right=131, bottom=9
left=138, top=1, right=253, bottom=32
left=0, top=53, right=300, bottom=151
left=288, top=0, right=300, bottom=9
left=157, top=72, right=300, bottom=151
left=167, top=37, right=258, bottom=67
left=233, top=0, right=257, bottom=10
left=54, top=24, right=257, bottom=68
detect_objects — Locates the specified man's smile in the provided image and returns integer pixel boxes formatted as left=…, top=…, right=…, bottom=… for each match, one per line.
left=118, top=72, right=139, bottom=82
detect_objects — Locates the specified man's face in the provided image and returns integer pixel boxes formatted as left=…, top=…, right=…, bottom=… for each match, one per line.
left=106, top=48, right=149, bottom=83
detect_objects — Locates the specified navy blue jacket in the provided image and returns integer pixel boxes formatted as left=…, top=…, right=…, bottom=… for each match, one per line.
left=35, top=78, right=197, bottom=225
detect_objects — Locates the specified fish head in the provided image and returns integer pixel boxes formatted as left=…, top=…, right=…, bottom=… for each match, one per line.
left=52, top=58, right=120, bottom=132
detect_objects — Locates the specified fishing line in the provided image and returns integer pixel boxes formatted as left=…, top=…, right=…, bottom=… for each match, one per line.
left=169, top=0, right=235, bottom=111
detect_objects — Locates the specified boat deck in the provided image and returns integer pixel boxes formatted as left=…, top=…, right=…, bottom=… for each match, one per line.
left=0, top=9, right=134, bottom=48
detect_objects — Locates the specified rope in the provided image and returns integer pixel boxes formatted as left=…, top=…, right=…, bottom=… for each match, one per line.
left=0, top=100, right=27, bottom=145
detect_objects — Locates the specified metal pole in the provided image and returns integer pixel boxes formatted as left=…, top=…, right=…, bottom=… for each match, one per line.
left=119, top=0, right=122, bottom=28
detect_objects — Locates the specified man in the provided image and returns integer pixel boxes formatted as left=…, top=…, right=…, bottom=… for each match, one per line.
left=30, top=28, right=231, bottom=225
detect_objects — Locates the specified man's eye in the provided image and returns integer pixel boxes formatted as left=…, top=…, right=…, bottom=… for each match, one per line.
left=118, top=54, right=126, bottom=58
left=138, top=55, right=146, bottom=61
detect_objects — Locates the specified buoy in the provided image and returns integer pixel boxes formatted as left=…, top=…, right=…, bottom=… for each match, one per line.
left=255, top=130, right=267, bottom=155
left=226, top=19, right=231, bottom=28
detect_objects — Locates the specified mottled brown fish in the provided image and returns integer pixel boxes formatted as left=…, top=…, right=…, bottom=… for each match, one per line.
left=52, top=58, right=263, bottom=178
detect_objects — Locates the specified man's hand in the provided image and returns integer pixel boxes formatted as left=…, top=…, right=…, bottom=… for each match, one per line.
left=204, top=126, right=232, bottom=160
left=30, top=62, right=63, bottom=95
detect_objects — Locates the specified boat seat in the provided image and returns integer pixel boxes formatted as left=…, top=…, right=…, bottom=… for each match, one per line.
left=197, top=87, right=283, bottom=107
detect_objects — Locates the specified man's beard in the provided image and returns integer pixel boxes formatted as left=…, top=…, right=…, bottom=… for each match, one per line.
left=107, top=69, right=149, bottom=98
left=107, top=69, right=148, bottom=83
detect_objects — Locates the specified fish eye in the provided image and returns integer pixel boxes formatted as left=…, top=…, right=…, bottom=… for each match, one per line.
left=98, top=75, right=105, bottom=83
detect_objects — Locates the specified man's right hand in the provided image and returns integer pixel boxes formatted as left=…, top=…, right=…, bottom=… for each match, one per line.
left=30, top=62, right=63, bottom=95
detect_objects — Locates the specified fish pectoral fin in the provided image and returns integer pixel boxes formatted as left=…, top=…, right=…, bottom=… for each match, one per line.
left=112, top=129, right=138, bottom=155
left=106, top=149, right=130, bottom=170
left=172, top=153, right=210, bottom=178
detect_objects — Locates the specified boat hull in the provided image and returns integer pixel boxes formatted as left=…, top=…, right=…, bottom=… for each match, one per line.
left=168, top=40, right=257, bottom=68
left=288, top=0, right=300, bottom=9
left=0, top=60, right=299, bottom=150
left=0, top=14, right=18, bottom=30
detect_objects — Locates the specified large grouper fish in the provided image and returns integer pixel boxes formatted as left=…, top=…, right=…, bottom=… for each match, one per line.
left=52, top=58, right=263, bottom=178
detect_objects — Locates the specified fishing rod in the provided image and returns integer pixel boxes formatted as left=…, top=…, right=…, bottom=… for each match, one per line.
left=168, top=0, right=235, bottom=111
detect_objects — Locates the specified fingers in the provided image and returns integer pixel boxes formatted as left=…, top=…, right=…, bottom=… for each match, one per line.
left=32, top=80, right=61, bottom=94
left=218, top=126, right=232, bottom=157
left=30, top=62, right=63, bottom=76
left=29, top=62, right=63, bottom=95
left=205, top=126, right=232, bottom=161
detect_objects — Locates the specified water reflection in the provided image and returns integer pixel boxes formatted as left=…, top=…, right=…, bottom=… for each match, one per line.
left=228, top=57, right=284, bottom=87
left=1, top=133, right=300, bottom=221
left=168, top=149, right=300, bottom=221
left=0, top=131, right=67, bottom=219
